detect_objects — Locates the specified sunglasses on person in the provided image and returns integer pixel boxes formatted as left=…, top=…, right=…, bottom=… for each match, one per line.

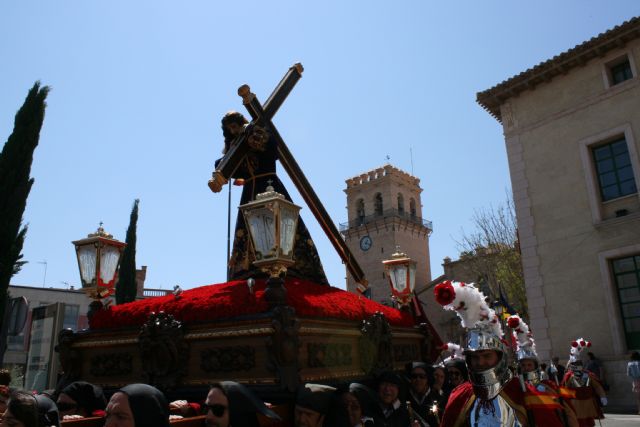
left=410, top=373, right=427, bottom=380
left=56, top=402, right=78, bottom=412
left=202, top=404, right=227, bottom=417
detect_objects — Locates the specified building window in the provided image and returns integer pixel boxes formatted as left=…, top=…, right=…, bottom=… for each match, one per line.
left=374, top=193, right=383, bottom=216
left=410, top=198, right=416, bottom=218
left=612, top=255, right=640, bottom=349
left=592, top=137, right=637, bottom=201
left=356, top=199, right=365, bottom=224
left=609, top=57, right=633, bottom=85
left=397, top=193, right=404, bottom=214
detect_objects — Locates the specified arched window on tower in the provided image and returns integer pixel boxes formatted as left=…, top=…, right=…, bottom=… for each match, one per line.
left=374, top=193, right=383, bottom=216
left=356, top=198, right=365, bottom=225
left=410, top=198, right=416, bottom=218
left=397, top=193, right=404, bottom=215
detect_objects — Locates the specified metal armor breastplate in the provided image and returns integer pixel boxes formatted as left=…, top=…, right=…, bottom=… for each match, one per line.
left=469, top=395, right=522, bottom=427
left=569, top=373, right=589, bottom=387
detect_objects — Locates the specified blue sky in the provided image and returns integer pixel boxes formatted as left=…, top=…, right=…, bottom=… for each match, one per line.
left=2, top=1, right=639, bottom=291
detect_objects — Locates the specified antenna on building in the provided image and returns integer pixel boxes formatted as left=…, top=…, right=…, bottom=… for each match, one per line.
left=410, top=146, right=414, bottom=176
left=385, top=154, right=391, bottom=164
left=37, top=260, right=47, bottom=288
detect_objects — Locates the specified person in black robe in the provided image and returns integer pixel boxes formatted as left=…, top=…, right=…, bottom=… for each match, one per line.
left=105, top=383, right=169, bottom=427
left=215, top=111, right=328, bottom=285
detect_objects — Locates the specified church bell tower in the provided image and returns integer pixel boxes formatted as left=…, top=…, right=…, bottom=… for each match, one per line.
left=342, top=164, right=432, bottom=304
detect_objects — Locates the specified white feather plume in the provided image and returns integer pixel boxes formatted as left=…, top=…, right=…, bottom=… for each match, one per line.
left=438, top=281, right=503, bottom=338
left=507, top=314, right=537, bottom=356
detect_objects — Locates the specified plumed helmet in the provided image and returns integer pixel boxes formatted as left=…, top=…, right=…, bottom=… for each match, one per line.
left=507, top=314, right=541, bottom=383
left=434, top=280, right=512, bottom=400
left=568, top=337, right=591, bottom=371
left=507, top=315, right=537, bottom=363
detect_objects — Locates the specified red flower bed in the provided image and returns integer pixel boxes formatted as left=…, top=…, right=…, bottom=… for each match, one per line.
left=90, top=278, right=415, bottom=330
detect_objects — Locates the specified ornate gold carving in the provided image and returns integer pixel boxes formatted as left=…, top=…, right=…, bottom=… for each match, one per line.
left=73, top=338, right=138, bottom=348
left=299, top=327, right=361, bottom=337
left=308, top=343, right=352, bottom=368
left=139, top=312, right=189, bottom=390
left=200, top=346, right=255, bottom=373
left=359, top=312, right=393, bottom=376
left=393, top=343, right=420, bottom=362
left=90, top=353, right=133, bottom=377
left=267, top=306, right=300, bottom=392
left=186, top=327, right=273, bottom=340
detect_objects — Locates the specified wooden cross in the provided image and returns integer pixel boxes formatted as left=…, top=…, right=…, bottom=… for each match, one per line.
left=209, top=64, right=368, bottom=290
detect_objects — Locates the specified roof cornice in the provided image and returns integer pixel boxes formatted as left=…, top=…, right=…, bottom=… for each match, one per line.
left=477, top=16, right=640, bottom=123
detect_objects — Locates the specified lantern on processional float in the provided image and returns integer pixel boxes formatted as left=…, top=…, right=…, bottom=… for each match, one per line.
left=239, top=183, right=301, bottom=307
left=382, top=247, right=417, bottom=308
left=72, top=224, right=126, bottom=312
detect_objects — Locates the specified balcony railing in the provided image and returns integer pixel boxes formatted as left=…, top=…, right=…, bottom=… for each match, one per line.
left=143, top=288, right=172, bottom=298
left=339, top=208, right=433, bottom=232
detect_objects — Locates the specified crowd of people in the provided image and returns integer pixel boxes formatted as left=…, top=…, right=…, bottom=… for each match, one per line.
left=1, top=281, right=639, bottom=426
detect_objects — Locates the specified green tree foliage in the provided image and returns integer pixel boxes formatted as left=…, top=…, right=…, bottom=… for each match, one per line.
left=0, top=82, right=49, bottom=327
left=116, top=199, right=140, bottom=304
left=456, top=196, right=528, bottom=319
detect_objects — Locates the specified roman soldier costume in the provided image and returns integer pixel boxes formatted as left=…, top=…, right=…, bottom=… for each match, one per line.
left=507, top=315, right=578, bottom=427
left=434, top=281, right=577, bottom=427
left=561, top=338, right=606, bottom=427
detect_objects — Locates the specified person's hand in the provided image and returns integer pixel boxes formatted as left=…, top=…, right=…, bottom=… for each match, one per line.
left=600, top=397, right=607, bottom=406
left=63, top=415, right=84, bottom=420
left=169, top=400, right=189, bottom=411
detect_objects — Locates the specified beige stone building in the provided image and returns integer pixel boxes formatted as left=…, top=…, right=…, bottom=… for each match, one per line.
left=341, top=164, right=432, bottom=305
left=477, top=17, right=640, bottom=410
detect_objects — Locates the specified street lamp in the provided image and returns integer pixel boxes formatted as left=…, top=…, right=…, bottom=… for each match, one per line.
left=382, top=247, right=417, bottom=309
left=72, top=224, right=126, bottom=323
left=239, top=184, right=301, bottom=307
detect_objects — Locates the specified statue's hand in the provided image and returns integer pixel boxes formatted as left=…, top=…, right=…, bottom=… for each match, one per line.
left=208, top=171, right=228, bottom=193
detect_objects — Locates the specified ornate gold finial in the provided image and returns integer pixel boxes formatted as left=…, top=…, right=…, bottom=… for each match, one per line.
left=256, top=182, right=285, bottom=201
left=88, top=222, right=113, bottom=239
left=391, top=246, right=408, bottom=259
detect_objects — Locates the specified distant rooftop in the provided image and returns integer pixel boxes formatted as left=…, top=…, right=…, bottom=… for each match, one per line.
left=477, top=16, right=640, bottom=122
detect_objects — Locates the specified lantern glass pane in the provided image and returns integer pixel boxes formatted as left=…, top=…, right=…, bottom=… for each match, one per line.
left=391, top=265, right=407, bottom=293
left=100, top=245, right=121, bottom=285
left=77, top=245, right=97, bottom=286
left=280, top=206, right=297, bottom=256
left=409, top=263, right=416, bottom=292
left=247, top=207, right=275, bottom=258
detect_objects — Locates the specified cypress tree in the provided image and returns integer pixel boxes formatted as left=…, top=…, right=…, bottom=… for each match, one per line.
left=0, top=82, right=49, bottom=327
left=116, top=199, right=139, bottom=304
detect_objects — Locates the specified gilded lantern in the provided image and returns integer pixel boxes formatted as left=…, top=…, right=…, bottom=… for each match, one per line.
left=382, top=248, right=417, bottom=307
left=72, top=224, right=126, bottom=299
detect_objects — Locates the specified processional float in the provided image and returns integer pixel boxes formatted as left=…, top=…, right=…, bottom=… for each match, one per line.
left=57, top=64, right=441, bottom=407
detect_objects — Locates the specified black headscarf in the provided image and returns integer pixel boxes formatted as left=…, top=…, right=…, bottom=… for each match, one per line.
left=118, top=384, right=169, bottom=427
left=61, top=381, right=106, bottom=415
left=34, top=394, right=60, bottom=427
left=218, top=381, right=281, bottom=427
left=405, top=361, right=436, bottom=387
left=444, top=358, right=469, bottom=382
left=7, top=391, right=38, bottom=427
